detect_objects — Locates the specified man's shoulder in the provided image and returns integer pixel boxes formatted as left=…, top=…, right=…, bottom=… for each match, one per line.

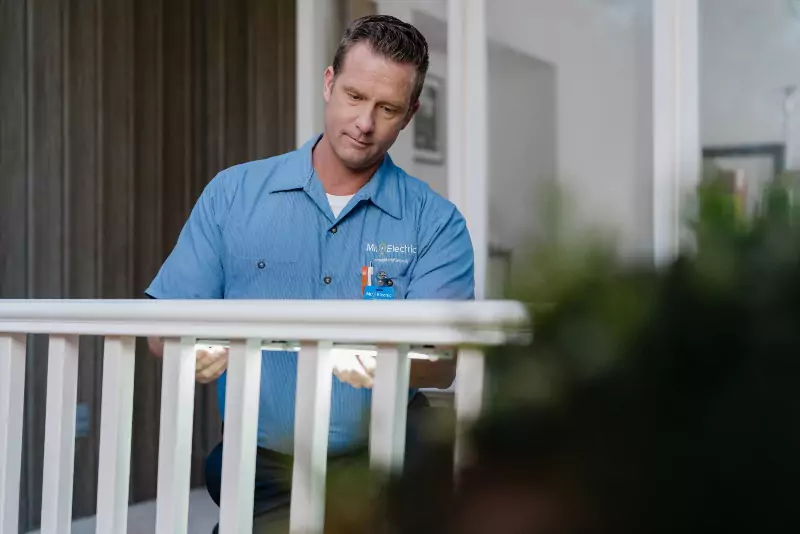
left=391, top=163, right=462, bottom=223
left=203, top=148, right=306, bottom=212
left=194, top=149, right=304, bottom=226
left=216, top=150, right=298, bottom=187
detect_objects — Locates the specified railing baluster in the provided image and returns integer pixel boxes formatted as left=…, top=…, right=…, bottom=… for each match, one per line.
left=370, top=344, right=411, bottom=472
left=41, top=335, right=80, bottom=534
left=290, top=341, right=334, bottom=534
left=0, top=334, right=26, bottom=534
left=95, top=336, right=136, bottom=534
left=155, top=337, right=197, bottom=534
left=218, top=338, right=263, bottom=533
left=454, top=347, right=485, bottom=468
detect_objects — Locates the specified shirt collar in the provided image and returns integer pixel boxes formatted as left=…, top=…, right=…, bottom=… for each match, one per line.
left=266, top=134, right=403, bottom=220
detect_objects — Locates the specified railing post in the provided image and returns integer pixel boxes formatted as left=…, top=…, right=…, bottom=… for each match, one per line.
left=454, top=347, right=485, bottom=469
left=95, top=336, right=136, bottom=534
left=0, top=334, right=26, bottom=534
left=218, top=338, right=263, bottom=534
left=41, top=335, right=80, bottom=534
left=290, top=341, right=334, bottom=534
left=155, top=337, right=197, bottom=534
left=370, top=344, right=411, bottom=472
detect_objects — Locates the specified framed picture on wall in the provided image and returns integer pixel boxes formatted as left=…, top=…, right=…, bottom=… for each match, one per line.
left=413, top=74, right=445, bottom=164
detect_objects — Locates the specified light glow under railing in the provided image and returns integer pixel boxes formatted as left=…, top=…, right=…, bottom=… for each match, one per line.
left=196, top=339, right=454, bottom=361
left=0, top=299, right=529, bottom=534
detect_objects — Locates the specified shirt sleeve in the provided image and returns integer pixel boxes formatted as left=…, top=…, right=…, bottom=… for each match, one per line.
left=145, top=173, right=231, bottom=299
left=406, top=204, right=475, bottom=300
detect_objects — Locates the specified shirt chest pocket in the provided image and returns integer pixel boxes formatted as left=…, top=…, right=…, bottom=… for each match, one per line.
left=224, top=219, right=303, bottom=264
left=222, top=225, right=305, bottom=298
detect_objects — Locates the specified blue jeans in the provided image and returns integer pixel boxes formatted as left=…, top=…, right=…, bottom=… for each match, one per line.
left=206, top=392, right=433, bottom=532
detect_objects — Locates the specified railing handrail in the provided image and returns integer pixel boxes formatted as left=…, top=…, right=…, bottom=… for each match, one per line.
left=0, top=299, right=529, bottom=345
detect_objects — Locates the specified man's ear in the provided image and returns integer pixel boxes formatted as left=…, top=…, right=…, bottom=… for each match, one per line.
left=323, top=66, right=335, bottom=103
left=401, top=99, right=420, bottom=130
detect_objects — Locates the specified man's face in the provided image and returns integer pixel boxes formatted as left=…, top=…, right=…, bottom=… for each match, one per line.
left=323, top=43, right=420, bottom=170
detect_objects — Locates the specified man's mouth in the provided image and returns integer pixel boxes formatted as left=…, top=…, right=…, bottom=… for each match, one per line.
left=347, top=134, right=370, bottom=147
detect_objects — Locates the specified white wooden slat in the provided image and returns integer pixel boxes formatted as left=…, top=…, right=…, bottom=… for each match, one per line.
left=0, top=334, right=26, bottom=534
left=218, top=338, right=263, bottom=534
left=454, top=347, right=485, bottom=469
left=369, top=344, right=411, bottom=472
left=40, top=335, right=80, bottom=534
left=155, top=337, right=197, bottom=534
left=289, top=341, right=334, bottom=534
left=653, top=0, right=700, bottom=265
left=95, top=336, right=136, bottom=534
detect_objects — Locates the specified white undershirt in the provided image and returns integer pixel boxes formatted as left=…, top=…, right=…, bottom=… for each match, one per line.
left=327, top=193, right=354, bottom=218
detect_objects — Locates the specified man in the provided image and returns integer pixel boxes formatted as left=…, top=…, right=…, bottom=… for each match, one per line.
left=146, top=14, right=474, bottom=530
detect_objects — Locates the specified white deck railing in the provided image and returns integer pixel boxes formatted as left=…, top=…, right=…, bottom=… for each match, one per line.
left=0, top=299, right=528, bottom=533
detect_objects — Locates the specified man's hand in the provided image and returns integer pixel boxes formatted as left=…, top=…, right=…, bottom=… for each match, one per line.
left=195, top=345, right=229, bottom=384
left=332, top=351, right=377, bottom=389
left=147, top=337, right=228, bottom=384
left=330, top=348, right=457, bottom=390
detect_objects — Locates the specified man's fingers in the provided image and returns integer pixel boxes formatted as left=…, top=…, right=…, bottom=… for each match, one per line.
left=333, top=368, right=361, bottom=388
left=196, top=346, right=227, bottom=367
left=332, top=351, right=377, bottom=389
left=356, top=354, right=377, bottom=376
left=197, top=356, right=228, bottom=383
left=195, top=346, right=229, bottom=384
left=195, top=351, right=212, bottom=370
left=333, top=367, right=373, bottom=389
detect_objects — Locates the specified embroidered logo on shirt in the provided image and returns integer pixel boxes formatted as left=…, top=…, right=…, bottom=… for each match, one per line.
left=366, top=242, right=418, bottom=255
left=365, top=242, right=417, bottom=264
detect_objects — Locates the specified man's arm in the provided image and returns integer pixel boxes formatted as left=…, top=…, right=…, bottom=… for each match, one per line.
left=146, top=172, right=228, bottom=300
left=406, top=204, right=475, bottom=389
left=145, top=172, right=232, bottom=383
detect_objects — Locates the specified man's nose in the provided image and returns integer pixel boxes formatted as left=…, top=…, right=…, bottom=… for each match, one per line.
left=355, top=108, right=375, bottom=135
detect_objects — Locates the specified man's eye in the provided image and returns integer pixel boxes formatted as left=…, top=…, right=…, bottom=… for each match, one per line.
left=348, top=93, right=361, bottom=101
left=383, top=106, right=396, bottom=114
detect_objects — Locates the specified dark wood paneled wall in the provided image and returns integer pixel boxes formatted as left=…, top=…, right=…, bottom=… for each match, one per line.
left=0, top=0, right=296, bottom=530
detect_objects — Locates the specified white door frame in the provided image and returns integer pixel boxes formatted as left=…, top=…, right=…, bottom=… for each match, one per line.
left=296, top=0, right=337, bottom=147
left=447, top=0, right=488, bottom=300
left=652, top=0, right=701, bottom=265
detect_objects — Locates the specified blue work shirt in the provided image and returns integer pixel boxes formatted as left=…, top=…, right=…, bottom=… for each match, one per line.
left=146, top=135, right=474, bottom=453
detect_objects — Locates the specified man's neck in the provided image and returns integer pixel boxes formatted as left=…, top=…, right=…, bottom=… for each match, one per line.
left=312, top=135, right=381, bottom=196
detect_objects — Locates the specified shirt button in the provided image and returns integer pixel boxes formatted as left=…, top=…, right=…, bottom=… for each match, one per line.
left=330, top=226, right=338, bottom=234
left=257, top=260, right=265, bottom=269
left=323, top=276, right=332, bottom=284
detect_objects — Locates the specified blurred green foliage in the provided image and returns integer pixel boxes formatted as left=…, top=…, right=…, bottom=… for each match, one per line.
left=468, top=169, right=800, bottom=533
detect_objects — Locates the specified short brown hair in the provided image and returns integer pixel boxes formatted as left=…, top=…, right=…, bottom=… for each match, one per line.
left=332, top=15, right=430, bottom=105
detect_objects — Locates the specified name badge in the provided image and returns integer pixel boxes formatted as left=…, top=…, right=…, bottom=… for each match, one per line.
left=363, top=286, right=395, bottom=300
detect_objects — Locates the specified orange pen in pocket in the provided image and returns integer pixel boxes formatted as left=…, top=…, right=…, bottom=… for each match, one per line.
left=361, top=265, right=369, bottom=295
